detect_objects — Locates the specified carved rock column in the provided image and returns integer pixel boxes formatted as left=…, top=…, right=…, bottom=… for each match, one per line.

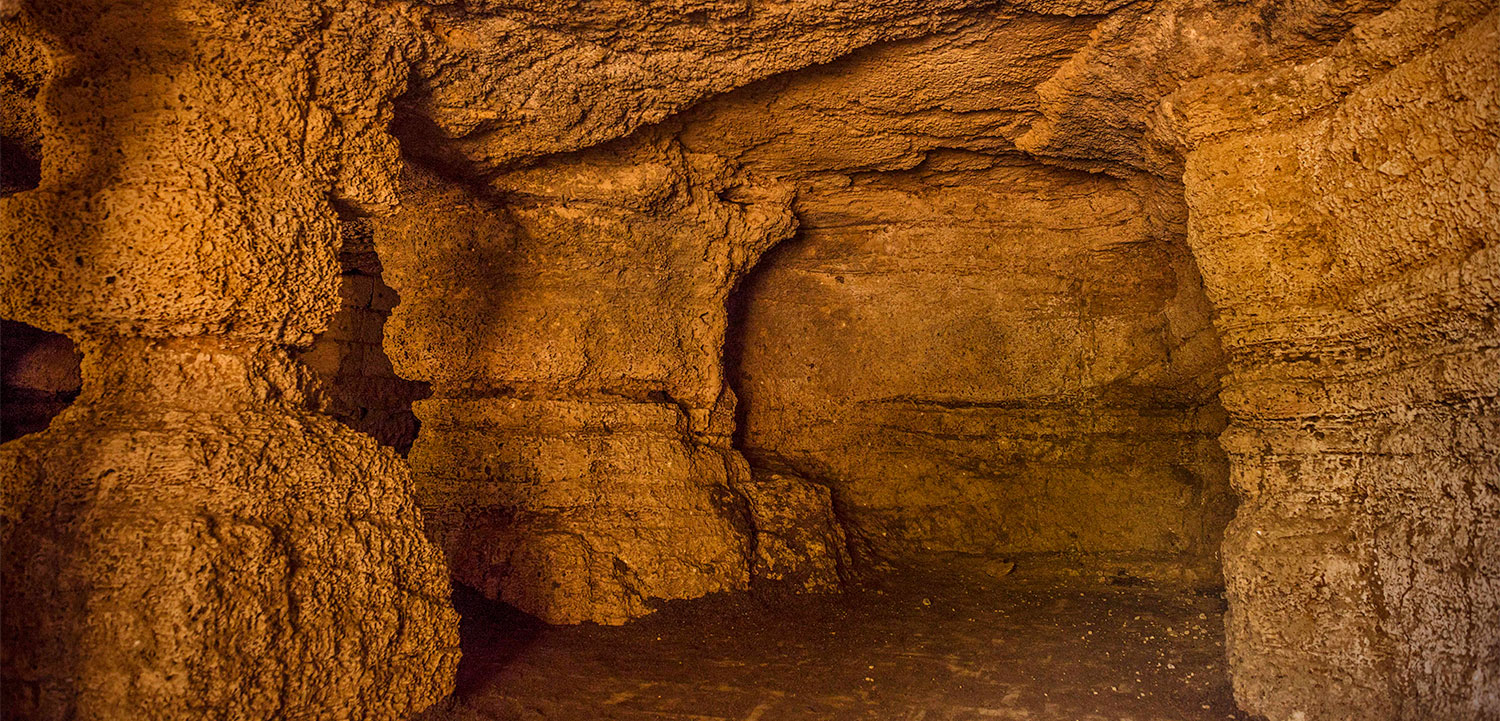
left=0, top=1, right=458, bottom=718
left=1169, top=3, right=1499, bottom=718
left=375, top=132, right=796, bottom=624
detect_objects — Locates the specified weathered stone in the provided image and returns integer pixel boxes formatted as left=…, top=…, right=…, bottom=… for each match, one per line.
left=373, top=132, right=796, bottom=624
left=736, top=472, right=852, bottom=594
left=2, top=0, right=1494, bottom=718
left=0, top=1, right=459, bottom=717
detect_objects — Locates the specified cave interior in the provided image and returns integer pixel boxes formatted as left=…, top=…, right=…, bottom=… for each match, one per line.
left=0, top=1, right=1496, bottom=720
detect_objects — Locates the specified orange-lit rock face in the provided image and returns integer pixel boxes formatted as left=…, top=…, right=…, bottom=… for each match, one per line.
left=732, top=157, right=1231, bottom=573
left=0, top=2, right=457, bottom=719
left=2, top=0, right=1495, bottom=719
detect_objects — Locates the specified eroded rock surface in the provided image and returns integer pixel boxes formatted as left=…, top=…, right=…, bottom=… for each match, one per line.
left=297, top=221, right=431, bottom=454
left=736, top=472, right=852, bottom=594
left=729, top=154, right=1232, bottom=580
left=0, top=1, right=458, bottom=718
left=1166, top=1, right=1500, bottom=716
left=373, top=133, right=796, bottom=624
left=2, top=0, right=1494, bottom=718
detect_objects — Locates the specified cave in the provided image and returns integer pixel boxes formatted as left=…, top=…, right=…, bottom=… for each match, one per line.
left=0, top=1, right=1495, bottom=720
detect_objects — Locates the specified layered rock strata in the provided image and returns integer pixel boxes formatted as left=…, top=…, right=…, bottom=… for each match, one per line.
left=730, top=156, right=1233, bottom=578
left=373, top=133, right=799, bottom=624
left=0, top=0, right=1492, bottom=718
left=0, top=2, right=457, bottom=717
left=1164, top=1, right=1500, bottom=717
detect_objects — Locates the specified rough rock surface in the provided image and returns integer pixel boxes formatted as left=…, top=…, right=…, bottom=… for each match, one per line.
left=1164, top=1, right=1500, bottom=717
left=729, top=154, right=1232, bottom=579
left=2, top=0, right=1495, bottom=718
left=296, top=221, right=431, bottom=454
left=1, top=321, right=80, bottom=442
left=1, top=340, right=457, bottom=719
left=0, top=1, right=458, bottom=718
left=372, top=133, right=797, bottom=624
left=736, top=472, right=852, bottom=594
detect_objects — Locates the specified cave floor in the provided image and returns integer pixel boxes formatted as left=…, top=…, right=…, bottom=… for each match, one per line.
left=426, top=568, right=1248, bottom=721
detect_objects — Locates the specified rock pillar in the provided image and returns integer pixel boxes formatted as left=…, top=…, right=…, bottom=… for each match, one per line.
left=0, top=1, right=459, bottom=718
left=375, top=132, right=797, bottom=624
left=1169, top=2, right=1499, bottom=718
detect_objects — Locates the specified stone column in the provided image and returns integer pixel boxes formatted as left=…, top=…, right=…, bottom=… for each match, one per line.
left=1169, top=2, right=1499, bottom=718
left=375, top=131, right=798, bottom=624
left=0, top=1, right=458, bottom=718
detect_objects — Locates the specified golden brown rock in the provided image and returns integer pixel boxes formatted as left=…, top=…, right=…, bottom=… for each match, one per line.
left=730, top=155, right=1232, bottom=579
left=1, top=1, right=458, bottom=718
left=373, top=133, right=796, bottom=624
left=1, top=0, right=1494, bottom=718
left=1166, top=1, right=1500, bottom=716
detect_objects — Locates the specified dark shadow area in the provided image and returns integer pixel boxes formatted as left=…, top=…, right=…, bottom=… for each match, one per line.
left=448, top=584, right=547, bottom=699
left=0, top=135, right=41, bottom=195
left=295, top=218, right=431, bottom=454
left=0, top=320, right=80, bottom=443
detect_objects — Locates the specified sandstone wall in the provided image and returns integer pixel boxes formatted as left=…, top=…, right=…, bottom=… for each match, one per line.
left=372, top=133, right=819, bottom=624
left=2, top=0, right=1493, bottom=718
left=1163, top=0, right=1500, bottom=717
left=731, top=154, right=1232, bottom=577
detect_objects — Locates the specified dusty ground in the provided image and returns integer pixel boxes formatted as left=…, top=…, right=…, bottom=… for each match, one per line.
left=426, top=567, right=1252, bottom=721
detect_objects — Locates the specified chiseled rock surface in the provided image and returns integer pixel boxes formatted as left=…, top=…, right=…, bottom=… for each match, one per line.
left=296, top=221, right=431, bottom=454
left=409, top=396, right=754, bottom=625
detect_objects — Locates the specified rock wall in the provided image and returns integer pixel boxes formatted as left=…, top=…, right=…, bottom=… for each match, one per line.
left=1163, top=0, right=1500, bottom=717
left=0, top=2, right=457, bottom=718
left=730, top=155, right=1232, bottom=578
left=372, top=132, right=803, bottom=624
left=2, top=0, right=1493, bottom=717
left=297, top=222, right=430, bottom=454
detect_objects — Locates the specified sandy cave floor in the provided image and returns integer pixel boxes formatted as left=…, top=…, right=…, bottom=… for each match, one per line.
left=424, top=567, right=1254, bottom=721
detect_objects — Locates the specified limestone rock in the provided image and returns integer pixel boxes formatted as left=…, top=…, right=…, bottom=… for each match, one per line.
left=3, top=0, right=1494, bottom=718
left=0, top=339, right=459, bottom=720
left=1, top=1, right=461, bottom=718
left=374, top=132, right=797, bottom=624
left=412, top=397, right=754, bottom=625
left=730, top=154, right=1232, bottom=574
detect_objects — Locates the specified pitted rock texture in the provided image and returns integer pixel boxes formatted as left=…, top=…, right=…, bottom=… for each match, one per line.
left=0, top=0, right=417, bottom=345
left=2, top=1, right=461, bottom=718
left=373, top=133, right=796, bottom=624
left=736, top=472, right=852, bottom=595
left=1166, top=0, right=1500, bottom=716
left=3, top=0, right=1495, bottom=718
left=0, top=339, right=460, bottom=720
